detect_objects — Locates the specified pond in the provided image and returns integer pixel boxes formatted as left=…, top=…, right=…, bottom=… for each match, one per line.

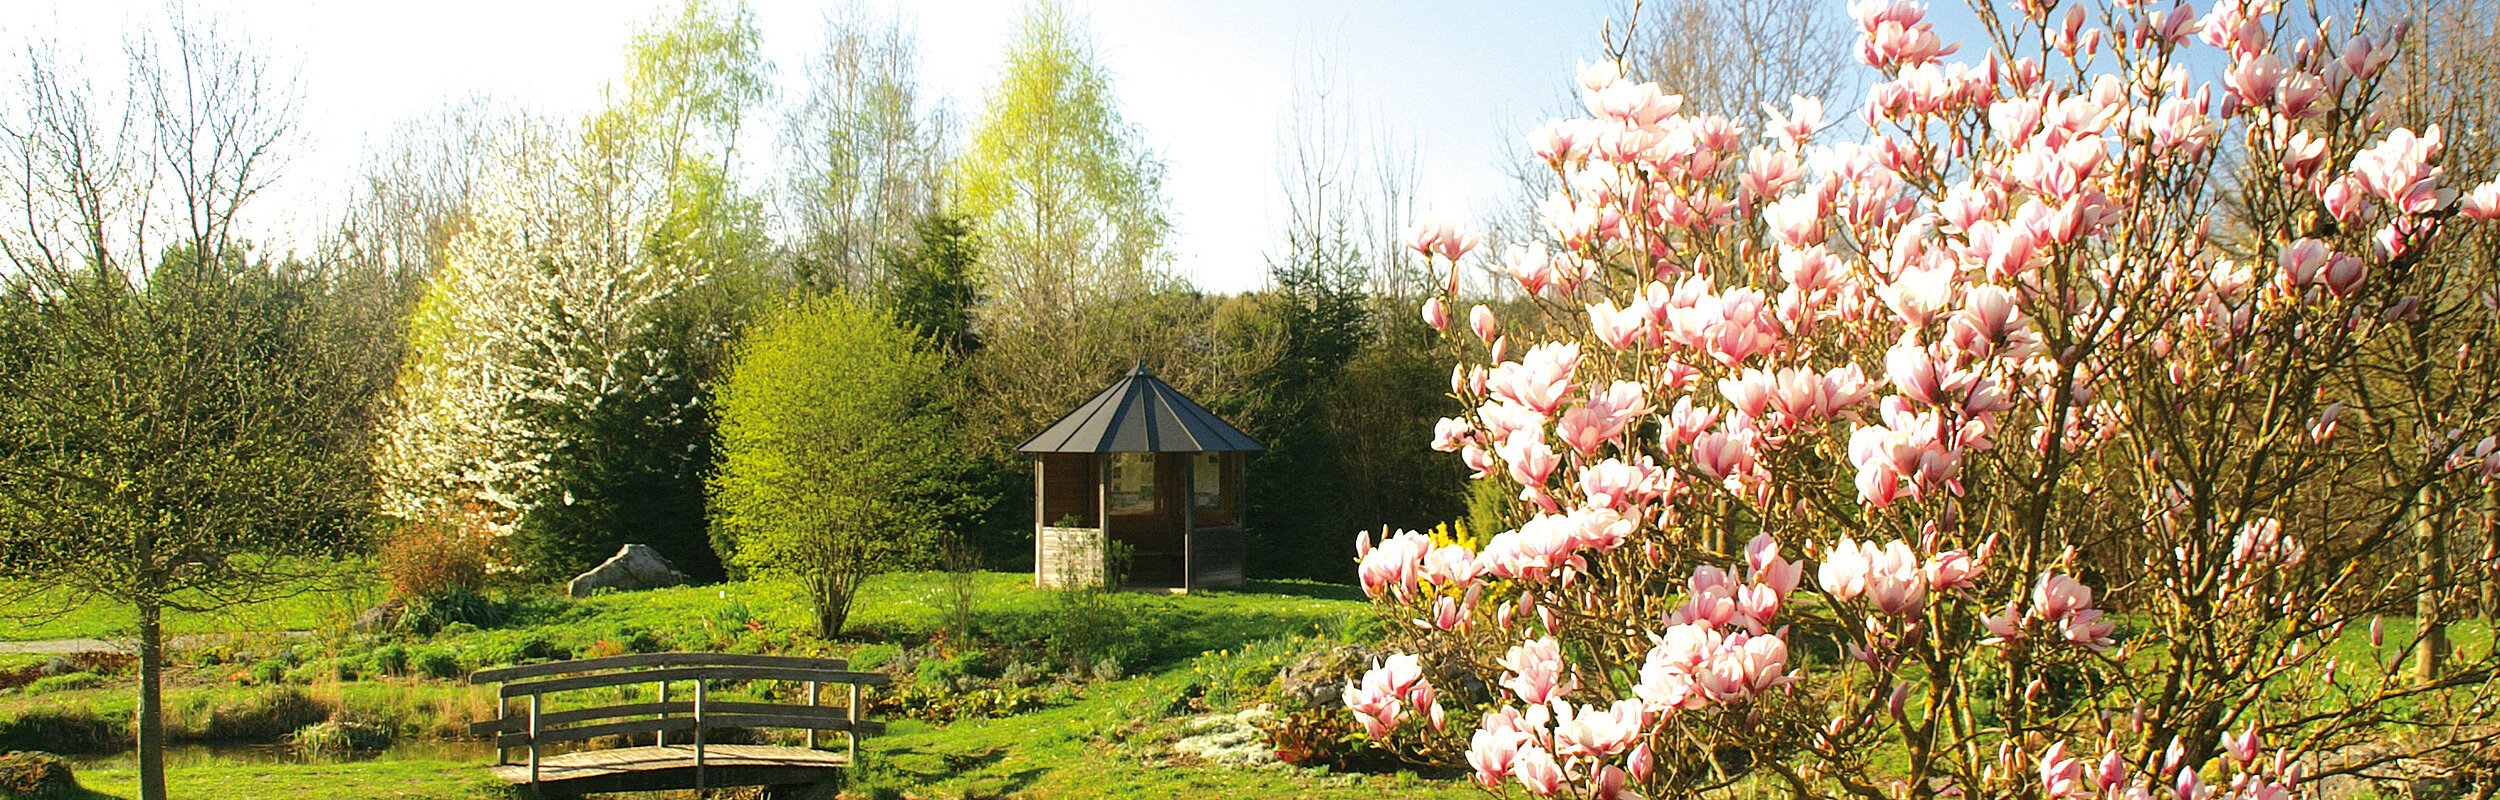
left=66, top=738, right=497, bottom=770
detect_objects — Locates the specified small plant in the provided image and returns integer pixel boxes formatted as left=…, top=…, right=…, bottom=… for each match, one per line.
left=1047, top=534, right=1133, bottom=675
left=411, top=648, right=461, bottom=681
left=369, top=644, right=410, bottom=677
left=288, top=719, right=392, bottom=758
left=378, top=506, right=494, bottom=602
left=24, top=671, right=103, bottom=695
left=940, top=533, right=981, bottom=647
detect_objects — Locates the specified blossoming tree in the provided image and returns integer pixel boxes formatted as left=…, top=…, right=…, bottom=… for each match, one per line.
left=1349, top=0, right=2500, bottom=797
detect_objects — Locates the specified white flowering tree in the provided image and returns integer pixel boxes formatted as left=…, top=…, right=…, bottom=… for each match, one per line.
left=1349, top=1, right=2500, bottom=797
left=375, top=0, right=769, bottom=577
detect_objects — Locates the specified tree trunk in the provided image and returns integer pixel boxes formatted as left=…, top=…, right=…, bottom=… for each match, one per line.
left=137, top=600, right=167, bottom=800
left=2481, top=482, right=2497, bottom=621
left=2415, top=484, right=2448, bottom=684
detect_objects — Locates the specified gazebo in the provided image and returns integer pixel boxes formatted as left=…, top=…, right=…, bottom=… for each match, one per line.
left=1019, top=366, right=1262, bottom=592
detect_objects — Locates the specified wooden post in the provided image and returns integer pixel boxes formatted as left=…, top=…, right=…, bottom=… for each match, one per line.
left=526, top=693, right=541, bottom=786
left=656, top=681, right=669, bottom=747
left=805, top=680, right=820, bottom=749
left=1182, top=454, right=1196, bottom=593
left=847, top=683, right=862, bottom=765
left=496, top=695, right=511, bottom=766
left=694, top=680, right=708, bottom=790
left=1096, top=454, right=1111, bottom=589
left=1033, top=458, right=1046, bottom=588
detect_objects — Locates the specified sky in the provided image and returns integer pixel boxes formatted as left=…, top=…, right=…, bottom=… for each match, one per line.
left=0, top=0, right=1627, bottom=294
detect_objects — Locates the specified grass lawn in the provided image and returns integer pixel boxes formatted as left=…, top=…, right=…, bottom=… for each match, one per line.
left=0, top=568, right=1471, bottom=799
left=0, top=560, right=382, bottom=642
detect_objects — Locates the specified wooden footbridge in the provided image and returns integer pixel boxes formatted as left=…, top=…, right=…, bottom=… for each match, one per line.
left=468, top=652, right=889, bottom=798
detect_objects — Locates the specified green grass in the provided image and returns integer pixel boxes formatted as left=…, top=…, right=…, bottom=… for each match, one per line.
left=0, top=561, right=382, bottom=642
left=69, top=757, right=504, bottom=800
left=0, top=568, right=1460, bottom=799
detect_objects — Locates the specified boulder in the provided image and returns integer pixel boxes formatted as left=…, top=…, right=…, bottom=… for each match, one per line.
left=1273, top=645, right=1378, bottom=711
left=352, top=599, right=405, bottom=633
left=0, top=751, right=79, bottom=798
left=566, top=544, right=689, bottom=598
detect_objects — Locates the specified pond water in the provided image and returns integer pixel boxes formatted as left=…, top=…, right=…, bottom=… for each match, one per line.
left=66, top=738, right=497, bottom=770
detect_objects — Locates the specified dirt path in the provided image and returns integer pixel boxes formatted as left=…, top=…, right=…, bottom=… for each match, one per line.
left=0, top=632, right=307, bottom=655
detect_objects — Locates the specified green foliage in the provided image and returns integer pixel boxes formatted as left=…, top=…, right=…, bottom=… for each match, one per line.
left=23, top=673, right=103, bottom=696
left=0, top=709, right=119, bottom=756
left=952, top=1, right=1169, bottom=326
left=712, top=292, right=971, bottom=637
left=409, top=649, right=462, bottom=682
left=0, top=246, right=379, bottom=607
left=885, top=212, right=985, bottom=358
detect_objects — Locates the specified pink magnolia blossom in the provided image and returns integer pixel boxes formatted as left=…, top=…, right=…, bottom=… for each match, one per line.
left=1746, top=533, right=1804, bottom=597
left=1512, top=745, right=1566, bottom=796
left=1430, top=417, right=1474, bottom=453
left=1820, top=536, right=1873, bottom=601
left=1342, top=654, right=1427, bottom=738
left=1924, top=549, right=1977, bottom=590
left=2463, top=179, right=2500, bottom=220
left=1406, top=216, right=1481, bottom=262
left=1468, top=726, right=1521, bottom=788
left=1863, top=539, right=1928, bottom=615
left=1499, top=636, right=1579, bottom=706
left=1498, top=428, right=1561, bottom=491
left=2351, top=126, right=2450, bottom=215
left=2040, top=741, right=2088, bottom=798
left=1420, top=296, right=1449, bottom=331
left=1763, top=95, right=1825, bottom=150
left=1469, top=304, right=1500, bottom=343
left=1357, top=530, right=1432, bottom=600
left=1553, top=699, right=1645, bottom=758
left=1489, top=343, right=1582, bottom=414
left=1418, top=544, right=1480, bottom=587
left=1690, top=430, right=1759, bottom=484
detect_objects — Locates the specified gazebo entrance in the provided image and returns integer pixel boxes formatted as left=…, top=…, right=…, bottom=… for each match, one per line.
left=1022, top=367, right=1260, bottom=592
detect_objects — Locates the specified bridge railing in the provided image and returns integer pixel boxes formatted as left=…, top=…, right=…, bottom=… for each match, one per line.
left=468, top=652, right=891, bottom=789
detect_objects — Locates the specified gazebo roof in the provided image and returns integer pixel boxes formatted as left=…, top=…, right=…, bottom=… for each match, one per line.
left=1018, top=366, right=1265, bottom=454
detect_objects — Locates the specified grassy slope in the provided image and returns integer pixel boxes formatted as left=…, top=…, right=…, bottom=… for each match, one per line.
left=1, top=570, right=1472, bottom=800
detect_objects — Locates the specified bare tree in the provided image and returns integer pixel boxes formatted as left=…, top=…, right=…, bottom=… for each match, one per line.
left=779, top=2, right=951, bottom=294
left=0, top=11, right=370, bottom=800
left=1617, top=0, right=1857, bottom=120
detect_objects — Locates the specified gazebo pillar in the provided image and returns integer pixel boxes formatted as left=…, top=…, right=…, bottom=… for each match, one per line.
left=1096, top=454, right=1110, bottom=586
left=1182, top=455, right=1196, bottom=592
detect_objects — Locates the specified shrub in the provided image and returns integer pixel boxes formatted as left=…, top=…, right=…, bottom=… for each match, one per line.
left=286, top=720, right=391, bottom=758
left=22, top=673, right=101, bottom=695
left=182, top=688, right=330, bottom=742
left=411, top=649, right=461, bottom=681
left=0, top=709, right=120, bottom=755
left=377, top=508, right=493, bottom=602
left=368, top=645, right=409, bottom=678
left=711, top=292, right=975, bottom=638
left=0, top=750, right=81, bottom=798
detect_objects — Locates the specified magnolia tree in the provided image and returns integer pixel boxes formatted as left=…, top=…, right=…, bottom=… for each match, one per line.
left=1349, top=1, right=2500, bottom=797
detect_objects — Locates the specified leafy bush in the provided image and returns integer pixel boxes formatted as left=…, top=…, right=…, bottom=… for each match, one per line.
left=368, top=644, right=409, bottom=677
left=411, top=649, right=461, bottom=681
left=23, top=672, right=102, bottom=695
left=0, top=708, right=121, bottom=755
left=711, top=291, right=976, bottom=638
left=287, top=719, right=391, bottom=758
left=377, top=508, right=493, bottom=602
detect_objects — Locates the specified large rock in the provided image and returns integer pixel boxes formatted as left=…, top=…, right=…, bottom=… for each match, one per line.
left=566, top=544, right=689, bottom=598
left=0, top=751, right=79, bottom=798
left=352, top=598, right=405, bottom=633
left=1273, top=645, right=1378, bottom=711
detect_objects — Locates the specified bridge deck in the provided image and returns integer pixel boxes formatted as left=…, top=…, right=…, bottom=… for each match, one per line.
left=489, top=744, right=848, bottom=795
